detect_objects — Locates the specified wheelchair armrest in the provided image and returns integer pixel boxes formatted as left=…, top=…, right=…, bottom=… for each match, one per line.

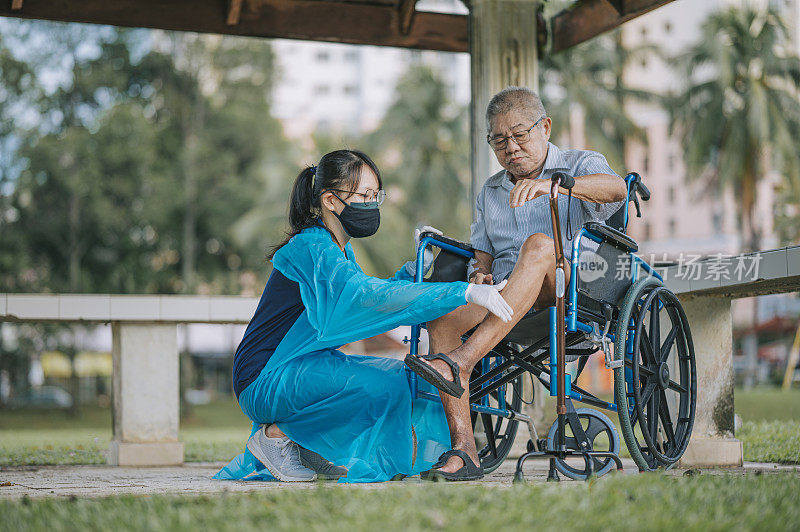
left=420, top=231, right=474, bottom=253
left=584, top=222, right=638, bottom=252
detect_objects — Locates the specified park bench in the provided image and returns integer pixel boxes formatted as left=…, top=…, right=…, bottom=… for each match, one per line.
left=1, top=244, right=797, bottom=467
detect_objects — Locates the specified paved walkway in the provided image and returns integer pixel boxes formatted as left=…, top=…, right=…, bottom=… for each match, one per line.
left=2, top=460, right=798, bottom=499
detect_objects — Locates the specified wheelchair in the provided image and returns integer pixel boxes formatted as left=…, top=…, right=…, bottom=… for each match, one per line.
left=407, top=172, right=697, bottom=480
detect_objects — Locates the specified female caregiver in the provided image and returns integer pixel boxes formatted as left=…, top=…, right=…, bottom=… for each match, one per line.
left=215, top=149, right=512, bottom=483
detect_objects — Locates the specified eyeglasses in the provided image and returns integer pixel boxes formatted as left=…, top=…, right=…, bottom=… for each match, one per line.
left=329, top=189, right=386, bottom=206
left=487, top=116, right=546, bottom=150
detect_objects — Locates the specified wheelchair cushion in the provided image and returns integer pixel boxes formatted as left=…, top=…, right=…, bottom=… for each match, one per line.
left=503, top=309, right=551, bottom=346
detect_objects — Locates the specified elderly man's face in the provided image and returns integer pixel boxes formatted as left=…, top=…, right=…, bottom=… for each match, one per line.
left=489, top=109, right=551, bottom=180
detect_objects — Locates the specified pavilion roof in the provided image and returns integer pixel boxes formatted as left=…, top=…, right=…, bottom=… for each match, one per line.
left=1, top=0, right=674, bottom=53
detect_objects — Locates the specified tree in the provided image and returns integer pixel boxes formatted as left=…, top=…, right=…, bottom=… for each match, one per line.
left=539, top=1, right=656, bottom=172
left=3, top=26, right=293, bottom=295
left=669, top=3, right=800, bottom=252
left=360, top=64, right=471, bottom=276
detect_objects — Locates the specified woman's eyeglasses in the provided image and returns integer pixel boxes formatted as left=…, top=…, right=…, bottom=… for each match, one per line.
left=329, top=189, right=386, bottom=206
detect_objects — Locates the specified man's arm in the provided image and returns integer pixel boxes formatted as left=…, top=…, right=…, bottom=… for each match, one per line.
left=469, top=250, right=495, bottom=285
left=567, top=173, right=627, bottom=204
left=510, top=172, right=626, bottom=207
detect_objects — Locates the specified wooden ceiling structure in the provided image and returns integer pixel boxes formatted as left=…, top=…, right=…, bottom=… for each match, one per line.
left=1, top=0, right=674, bottom=54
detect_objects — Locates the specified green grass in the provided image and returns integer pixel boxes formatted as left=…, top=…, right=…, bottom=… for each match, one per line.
left=739, top=420, right=800, bottom=464
left=0, top=428, right=249, bottom=466
left=1, top=388, right=799, bottom=467
left=1, top=473, right=799, bottom=531
left=734, top=388, right=800, bottom=422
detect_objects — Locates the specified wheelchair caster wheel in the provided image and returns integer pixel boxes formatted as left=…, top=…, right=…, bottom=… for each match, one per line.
left=526, top=440, right=535, bottom=453
left=513, top=471, right=526, bottom=484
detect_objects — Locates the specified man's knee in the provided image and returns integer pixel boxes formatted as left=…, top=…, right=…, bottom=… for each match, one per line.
left=520, top=233, right=555, bottom=261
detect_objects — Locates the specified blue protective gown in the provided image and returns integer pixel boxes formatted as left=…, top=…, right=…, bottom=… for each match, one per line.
left=214, top=226, right=469, bottom=483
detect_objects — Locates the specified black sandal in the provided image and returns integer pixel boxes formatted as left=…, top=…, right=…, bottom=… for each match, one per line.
left=421, top=449, right=484, bottom=481
left=403, top=353, right=465, bottom=398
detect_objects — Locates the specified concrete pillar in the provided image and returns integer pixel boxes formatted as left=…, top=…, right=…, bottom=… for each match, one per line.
left=469, top=0, right=541, bottom=437
left=468, top=0, right=540, bottom=209
left=109, top=323, right=183, bottom=466
left=677, top=296, right=743, bottom=467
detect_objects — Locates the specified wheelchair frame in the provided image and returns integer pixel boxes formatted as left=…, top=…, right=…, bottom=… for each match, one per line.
left=406, top=172, right=695, bottom=480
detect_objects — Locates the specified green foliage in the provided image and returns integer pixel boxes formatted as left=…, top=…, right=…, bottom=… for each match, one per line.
left=540, top=29, right=655, bottom=172
left=2, top=474, right=800, bottom=530
left=357, top=65, right=471, bottom=276
left=668, top=4, right=800, bottom=250
left=0, top=26, right=293, bottom=295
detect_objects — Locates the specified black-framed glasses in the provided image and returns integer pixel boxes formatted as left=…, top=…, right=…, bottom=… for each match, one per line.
left=487, top=116, right=546, bottom=150
left=329, top=188, right=386, bottom=206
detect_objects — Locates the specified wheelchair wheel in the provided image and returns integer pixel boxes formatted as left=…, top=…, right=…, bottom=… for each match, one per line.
left=469, top=353, right=524, bottom=474
left=546, top=408, right=620, bottom=480
left=613, top=276, right=697, bottom=471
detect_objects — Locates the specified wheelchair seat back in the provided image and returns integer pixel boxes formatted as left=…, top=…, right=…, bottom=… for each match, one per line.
left=575, top=231, right=632, bottom=317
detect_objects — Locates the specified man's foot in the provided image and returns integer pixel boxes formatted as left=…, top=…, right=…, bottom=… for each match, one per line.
left=403, top=352, right=467, bottom=398
left=246, top=425, right=317, bottom=482
left=421, top=449, right=484, bottom=481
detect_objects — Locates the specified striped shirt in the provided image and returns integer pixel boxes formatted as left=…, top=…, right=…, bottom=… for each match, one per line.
left=469, top=142, right=624, bottom=282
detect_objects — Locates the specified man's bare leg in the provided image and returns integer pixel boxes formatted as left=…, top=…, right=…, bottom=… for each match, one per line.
left=425, top=233, right=569, bottom=472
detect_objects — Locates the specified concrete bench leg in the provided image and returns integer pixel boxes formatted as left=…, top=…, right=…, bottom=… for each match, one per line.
left=109, top=323, right=184, bottom=466
left=678, top=296, right=743, bottom=467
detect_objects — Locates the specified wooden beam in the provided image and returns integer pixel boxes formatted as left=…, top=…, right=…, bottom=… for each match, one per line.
left=11, top=0, right=23, bottom=10
left=397, top=0, right=418, bottom=35
left=0, top=0, right=468, bottom=53
left=226, top=0, right=242, bottom=26
left=551, top=0, right=675, bottom=53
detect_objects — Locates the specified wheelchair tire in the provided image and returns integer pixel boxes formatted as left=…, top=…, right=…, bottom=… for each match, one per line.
left=469, top=355, right=524, bottom=474
left=546, top=408, right=620, bottom=480
left=613, top=276, right=697, bottom=471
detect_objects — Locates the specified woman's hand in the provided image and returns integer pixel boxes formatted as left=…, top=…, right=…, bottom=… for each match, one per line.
left=509, top=179, right=549, bottom=208
left=465, top=280, right=514, bottom=322
left=414, top=225, right=443, bottom=274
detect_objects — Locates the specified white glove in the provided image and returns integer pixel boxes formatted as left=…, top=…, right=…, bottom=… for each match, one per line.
left=414, top=225, right=443, bottom=274
left=465, top=279, right=514, bottom=322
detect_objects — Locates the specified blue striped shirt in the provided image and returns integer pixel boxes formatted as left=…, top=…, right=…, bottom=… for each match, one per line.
left=469, top=142, right=624, bottom=282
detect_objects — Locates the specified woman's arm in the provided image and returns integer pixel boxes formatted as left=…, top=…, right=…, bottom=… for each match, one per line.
left=272, top=229, right=469, bottom=346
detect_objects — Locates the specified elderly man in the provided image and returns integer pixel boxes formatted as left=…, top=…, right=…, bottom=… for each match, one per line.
left=405, top=86, right=627, bottom=480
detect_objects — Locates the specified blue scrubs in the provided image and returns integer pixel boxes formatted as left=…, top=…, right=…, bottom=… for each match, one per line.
left=215, top=225, right=469, bottom=483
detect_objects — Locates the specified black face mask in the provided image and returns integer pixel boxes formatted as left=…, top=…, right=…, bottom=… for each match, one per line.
left=331, top=192, right=381, bottom=238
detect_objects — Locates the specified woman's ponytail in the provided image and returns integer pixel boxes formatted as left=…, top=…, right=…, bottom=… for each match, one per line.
left=288, top=166, right=318, bottom=232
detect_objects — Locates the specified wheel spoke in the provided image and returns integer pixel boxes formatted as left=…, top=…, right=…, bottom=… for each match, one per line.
left=639, top=329, right=658, bottom=366
left=660, top=325, right=679, bottom=364
left=640, top=380, right=658, bottom=405
left=668, top=380, right=688, bottom=394
left=658, top=390, right=677, bottom=451
left=582, top=416, right=606, bottom=441
left=649, top=293, right=661, bottom=364
left=648, top=386, right=660, bottom=446
left=625, top=359, right=656, bottom=378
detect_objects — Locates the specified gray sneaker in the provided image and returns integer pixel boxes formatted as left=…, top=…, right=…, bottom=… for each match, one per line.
left=298, top=446, right=348, bottom=480
left=246, top=426, right=317, bottom=482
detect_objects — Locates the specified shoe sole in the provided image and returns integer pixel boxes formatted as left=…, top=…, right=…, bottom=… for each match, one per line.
left=247, top=438, right=317, bottom=482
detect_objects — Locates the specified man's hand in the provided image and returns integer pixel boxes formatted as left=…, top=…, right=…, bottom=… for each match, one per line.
left=509, top=179, right=550, bottom=208
left=469, top=272, right=494, bottom=285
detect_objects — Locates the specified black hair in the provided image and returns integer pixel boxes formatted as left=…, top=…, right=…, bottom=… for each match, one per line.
left=269, top=149, right=382, bottom=258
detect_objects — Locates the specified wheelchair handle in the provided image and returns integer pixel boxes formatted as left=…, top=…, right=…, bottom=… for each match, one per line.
left=625, top=172, right=650, bottom=202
